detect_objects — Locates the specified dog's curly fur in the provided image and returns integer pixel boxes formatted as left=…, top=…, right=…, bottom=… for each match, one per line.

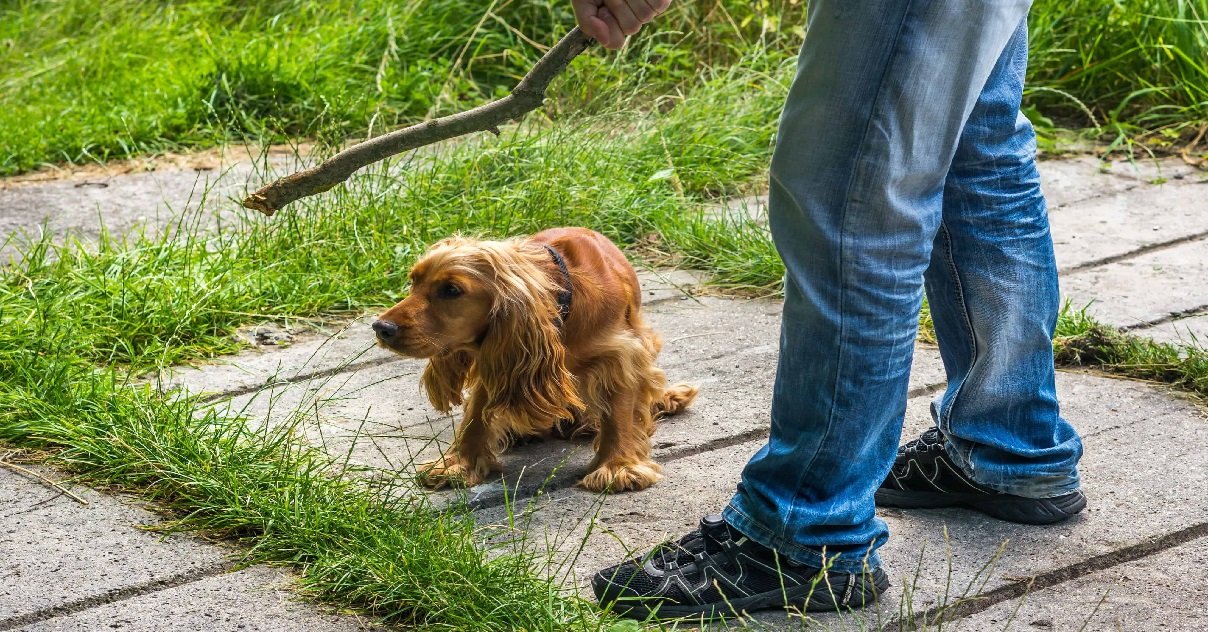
left=374, top=227, right=698, bottom=492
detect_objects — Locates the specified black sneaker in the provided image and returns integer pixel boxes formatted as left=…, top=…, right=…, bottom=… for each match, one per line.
left=592, top=514, right=889, bottom=620
left=876, top=427, right=1086, bottom=525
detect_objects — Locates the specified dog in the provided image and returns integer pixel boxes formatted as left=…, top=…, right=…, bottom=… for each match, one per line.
left=372, top=227, right=698, bottom=492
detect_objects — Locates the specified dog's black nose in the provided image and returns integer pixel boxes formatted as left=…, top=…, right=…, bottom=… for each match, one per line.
left=372, top=319, right=400, bottom=340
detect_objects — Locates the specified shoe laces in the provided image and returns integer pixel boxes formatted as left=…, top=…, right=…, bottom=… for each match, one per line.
left=901, top=427, right=946, bottom=457
left=649, top=516, right=733, bottom=569
left=649, top=530, right=706, bottom=569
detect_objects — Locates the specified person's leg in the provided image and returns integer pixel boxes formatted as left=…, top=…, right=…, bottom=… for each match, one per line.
left=877, top=19, right=1085, bottom=521
left=594, top=0, right=1033, bottom=620
left=721, top=0, right=1032, bottom=574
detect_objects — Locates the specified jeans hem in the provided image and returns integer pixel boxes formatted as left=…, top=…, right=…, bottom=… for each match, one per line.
left=722, top=502, right=883, bottom=575
left=943, top=438, right=1082, bottom=498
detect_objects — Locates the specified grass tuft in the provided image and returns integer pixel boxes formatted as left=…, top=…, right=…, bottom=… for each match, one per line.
left=1054, top=307, right=1208, bottom=398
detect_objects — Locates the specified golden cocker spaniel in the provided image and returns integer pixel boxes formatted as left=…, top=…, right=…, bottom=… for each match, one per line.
left=372, top=227, right=698, bottom=492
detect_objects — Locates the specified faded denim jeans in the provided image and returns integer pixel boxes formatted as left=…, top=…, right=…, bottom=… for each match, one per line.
left=722, top=0, right=1085, bottom=574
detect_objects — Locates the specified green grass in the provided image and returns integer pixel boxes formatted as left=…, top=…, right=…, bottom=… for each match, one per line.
left=1027, top=0, right=1208, bottom=152
left=1054, top=308, right=1208, bottom=400
left=0, top=0, right=799, bottom=175
left=2, top=0, right=1206, bottom=175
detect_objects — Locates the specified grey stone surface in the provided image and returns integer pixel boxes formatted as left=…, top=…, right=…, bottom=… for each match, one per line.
left=481, top=371, right=1208, bottom=628
left=1061, top=237, right=1208, bottom=328
left=18, top=566, right=378, bottom=632
left=0, top=159, right=288, bottom=263
left=1040, top=155, right=1204, bottom=209
left=959, top=540, right=1208, bottom=632
left=1050, top=182, right=1208, bottom=271
left=0, top=468, right=229, bottom=623
left=158, top=316, right=394, bottom=398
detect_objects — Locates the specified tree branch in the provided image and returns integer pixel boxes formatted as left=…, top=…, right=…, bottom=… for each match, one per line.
left=241, top=28, right=594, bottom=216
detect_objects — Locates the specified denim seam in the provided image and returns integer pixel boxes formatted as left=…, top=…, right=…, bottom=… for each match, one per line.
left=774, top=0, right=915, bottom=546
left=936, top=221, right=981, bottom=474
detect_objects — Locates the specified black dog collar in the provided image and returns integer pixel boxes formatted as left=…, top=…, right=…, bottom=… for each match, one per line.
left=543, top=245, right=573, bottom=325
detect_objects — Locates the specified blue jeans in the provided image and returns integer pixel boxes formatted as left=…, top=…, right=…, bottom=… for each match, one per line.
left=723, top=1, right=1084, bottom=574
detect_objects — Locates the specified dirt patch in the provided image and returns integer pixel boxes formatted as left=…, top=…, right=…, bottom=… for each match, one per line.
left=0, top=143, right=315, bottom=191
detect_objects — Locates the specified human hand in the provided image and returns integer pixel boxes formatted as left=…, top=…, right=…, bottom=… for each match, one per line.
left=571, top=0, right=671, bottom=50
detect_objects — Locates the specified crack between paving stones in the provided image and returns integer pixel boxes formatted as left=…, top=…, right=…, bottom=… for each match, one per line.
left=0, top=561, right=232, bottom=631
left=1120, top=302, right=1208, bottom=333
left=888, top=520, right=1208, bottom=631
left=196, top=355, right=405, bottom=403
left=1048, top=184, right=1140, bottom=211
left=1058, top=230, right=1208, bottom=276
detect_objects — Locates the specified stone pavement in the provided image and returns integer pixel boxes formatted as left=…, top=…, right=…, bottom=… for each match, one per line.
left=1, top=153, right=1205, bottom=630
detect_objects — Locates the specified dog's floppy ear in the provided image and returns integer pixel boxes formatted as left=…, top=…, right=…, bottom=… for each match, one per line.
left=421, top=351, right=473, bottom=413
left=474, top=253, right=585, bottom=426
left=477, top=303, right=583, bottom=426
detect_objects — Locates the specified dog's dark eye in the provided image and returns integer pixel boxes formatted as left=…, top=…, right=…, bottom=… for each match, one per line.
left=435, top=282, right=463, bottom=299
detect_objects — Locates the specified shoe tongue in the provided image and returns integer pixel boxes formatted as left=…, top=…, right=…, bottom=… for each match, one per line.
left=699, top=514, right=732, bottom=554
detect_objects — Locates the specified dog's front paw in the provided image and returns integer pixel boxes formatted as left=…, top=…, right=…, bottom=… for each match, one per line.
left=416, top=453, right=495, bottom=489
left=580, top=459, right=663, bottom=493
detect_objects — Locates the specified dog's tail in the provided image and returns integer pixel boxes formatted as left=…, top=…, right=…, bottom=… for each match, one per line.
left=652, top=383, right=699, bottom=419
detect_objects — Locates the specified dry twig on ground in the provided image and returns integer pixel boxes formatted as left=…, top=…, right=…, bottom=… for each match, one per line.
left=0, top=455, right=89, bottom=505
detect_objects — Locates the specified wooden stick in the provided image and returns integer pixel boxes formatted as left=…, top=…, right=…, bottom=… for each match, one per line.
left=241, top=28, right=594, bottom=216
left=0, top=459, right=89, bottom=505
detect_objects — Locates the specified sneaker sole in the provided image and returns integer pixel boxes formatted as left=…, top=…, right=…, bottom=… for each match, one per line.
left=875, top=489, right=1086, bottom=526
left=603, top=568, right=890, bottom=621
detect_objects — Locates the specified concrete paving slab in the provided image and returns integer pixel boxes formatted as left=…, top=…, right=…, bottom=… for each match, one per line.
left=0, top=161, right=278, bottom=263
left=1060, top=237, right=1208, bottom=328
left=1049, top=183, right=1208, bottom=272
left=1039, top=156, right=1204, bottom=209
left=17, top=565, right=378, bottom=632
left=482, top=371, right=1207, bottom=629
left=958, top=539, right=1208, bottom=632
left=157, top=316, right=396, bottom=399
left=0, top=468, right=229, bottom=625
left=1038, top=156, right=1127, bottom=209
